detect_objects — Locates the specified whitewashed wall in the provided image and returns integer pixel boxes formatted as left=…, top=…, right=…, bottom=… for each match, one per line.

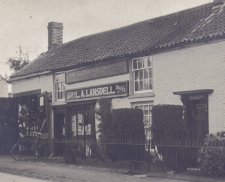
left=11, top=74, right=53, bottom=94
left=153, top=41, right=225, bottom=134
left=0, top=79, right=8, bottom=97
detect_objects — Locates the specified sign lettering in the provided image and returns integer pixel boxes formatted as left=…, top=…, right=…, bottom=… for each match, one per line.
left=66, top=82, right=128, bottom=102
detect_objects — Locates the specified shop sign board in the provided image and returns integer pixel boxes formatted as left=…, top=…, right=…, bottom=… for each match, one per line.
left=66, top=81, right=128, bottom=102
left=66, top=59, right=128, bottom=84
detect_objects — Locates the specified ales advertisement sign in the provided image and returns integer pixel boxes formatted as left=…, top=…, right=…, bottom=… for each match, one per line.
left=66, top=81, right=128, bottom=102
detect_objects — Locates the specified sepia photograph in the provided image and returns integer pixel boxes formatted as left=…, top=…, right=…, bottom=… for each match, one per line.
left=1, top=0, right=225, bottom=181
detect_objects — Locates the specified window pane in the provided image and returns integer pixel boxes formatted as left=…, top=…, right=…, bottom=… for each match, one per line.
left=143, top=79, right=149, bottom=90
left=134, top=71, right=139, bottom=80
left=148, top=116, right=152, bottom=125
left=144, top=105, right=149, bottom=114
left=55, top=73, right=66, bottom=100
left=133, top=56, right=152, bottom=92
left=143, top=57, right=148, bottom=68
left=135, top=81, right=139, bottom=91
left=133, top=59, right=137, bottom=69
left=144, top=69, right=149, bottom=79
left=140, top=80, right=143, bottom=91
left=139, top=70, right=144, bottom=79
left=144, top=116, right=149, bottom=126
left=138, top=59, right=143, bottom=69
left=149, top=79, right=153, bottom=90
left=149, top=68, right=152, bottom=78
left=147, top=57, right=152, bottom=67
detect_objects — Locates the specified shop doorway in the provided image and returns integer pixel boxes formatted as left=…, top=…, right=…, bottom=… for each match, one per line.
left=54, top=111, right=66, bottom=156
left=68, top=104, right=95, bottom=157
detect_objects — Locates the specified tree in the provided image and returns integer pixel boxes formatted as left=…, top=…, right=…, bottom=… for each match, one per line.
left=7, top=46, right=29, bottom=72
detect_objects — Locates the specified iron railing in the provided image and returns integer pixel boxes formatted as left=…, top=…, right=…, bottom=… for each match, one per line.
left=9, top=138, right=225, bottom=176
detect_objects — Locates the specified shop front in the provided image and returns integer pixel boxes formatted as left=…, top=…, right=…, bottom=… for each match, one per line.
left=58, top=81, right=129, bottom=156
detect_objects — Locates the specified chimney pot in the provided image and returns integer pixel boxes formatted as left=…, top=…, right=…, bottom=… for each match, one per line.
left=48, top=22, right=63, bottom=50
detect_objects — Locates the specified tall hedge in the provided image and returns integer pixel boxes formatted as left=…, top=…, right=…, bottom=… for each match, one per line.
left=107, top=108, right=145, bottom=161
left=111, top=108, right=145, bottom=140
left=95, top=99, right=113, bottom=143
left=151, top=105, right=189, bottom=172
left=96, top=99, right=145, bottom=161
left=151, top=105, right=187, bottom=141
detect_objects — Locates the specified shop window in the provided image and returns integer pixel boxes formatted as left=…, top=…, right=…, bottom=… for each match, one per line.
left=71, top=113, right=91, bottom=137
left=55, top=73, right=66, bottom=101
left=132, top=56, right=153, bottom=93
left=134, top=103, right=153, bottom=139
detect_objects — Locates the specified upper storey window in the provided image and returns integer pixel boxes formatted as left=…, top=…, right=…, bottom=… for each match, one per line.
left=55, top=73, right=66, bottom=101
left=132, top=56, right=153, bottom=93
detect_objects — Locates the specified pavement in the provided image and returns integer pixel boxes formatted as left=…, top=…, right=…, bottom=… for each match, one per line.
left=0, top=155, right=224, bottom=182
left=0, top=172, right=49, bottom=182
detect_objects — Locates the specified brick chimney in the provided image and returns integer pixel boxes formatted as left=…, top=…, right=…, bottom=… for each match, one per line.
left=48, top=22, right=63, bottom=50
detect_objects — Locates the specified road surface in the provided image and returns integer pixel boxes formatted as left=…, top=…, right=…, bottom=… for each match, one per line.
left=0, top=172, right=49, bottom=182
left=0, top=156, right=223, bottom=182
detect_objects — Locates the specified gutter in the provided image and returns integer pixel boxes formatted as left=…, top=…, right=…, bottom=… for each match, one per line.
left=8, top=71, right=52, bottom=83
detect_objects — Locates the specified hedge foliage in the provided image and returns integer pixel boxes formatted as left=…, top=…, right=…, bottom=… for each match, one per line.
left=151, top=105, right=189, bottom=171
left=96, top=99, right=146, bottom=161
left=151, top=105, right=187, bottom=141
left=111, top=109, right=145, bottom=140
left=199, top=131, right=225, bottom=177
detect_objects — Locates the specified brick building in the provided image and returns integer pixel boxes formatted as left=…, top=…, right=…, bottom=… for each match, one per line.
left=8, top=0, right=225, bottom=147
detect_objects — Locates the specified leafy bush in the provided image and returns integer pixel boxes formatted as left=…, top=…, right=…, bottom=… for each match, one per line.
left=96, top=99, right=146, bottom=161
left=96, top=99, right=113, bottom=143
left=151, top=105, right=189, bottom=172
left=199, top=131, right=225, bottom=177
left=105, top=109, right=145, bottom=161
left=111, top=109, right=145, bottom=140
left=152, top=105, right=187, bottom=141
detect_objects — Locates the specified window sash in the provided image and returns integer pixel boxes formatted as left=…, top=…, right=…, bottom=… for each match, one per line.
left=134, top=104, right=152, bottom=127
left=132, top=56, right=152, bottom=93
left=55, top=73, right=65, bottom=101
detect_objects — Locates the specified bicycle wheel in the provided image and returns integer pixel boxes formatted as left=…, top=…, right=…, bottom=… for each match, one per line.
left=10, top=142, right=27, bottom=161
left=11, top=141, right=37, bottom=161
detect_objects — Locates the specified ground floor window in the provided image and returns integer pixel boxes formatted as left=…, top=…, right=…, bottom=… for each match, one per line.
left=133, top=102, right=153, bottom=139
left=71, top=112, right=91, bottom=136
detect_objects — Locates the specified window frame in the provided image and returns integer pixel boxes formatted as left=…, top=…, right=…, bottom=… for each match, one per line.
left=132, top=56, right=153, bottom=94
left=133, top=102, right=153, bottom=139
left=55, top=72, right=66, bottom=101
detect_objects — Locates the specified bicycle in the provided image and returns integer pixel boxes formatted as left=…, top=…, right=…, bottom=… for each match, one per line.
left=10, top=132, right=51, bottom=161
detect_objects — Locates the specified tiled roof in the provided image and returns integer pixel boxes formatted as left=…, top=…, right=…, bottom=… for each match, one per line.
left=11, top=2, right=225, bottom=78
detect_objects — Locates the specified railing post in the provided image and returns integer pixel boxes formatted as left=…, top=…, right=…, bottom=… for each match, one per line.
left=147, top=139, right=151, bottom=172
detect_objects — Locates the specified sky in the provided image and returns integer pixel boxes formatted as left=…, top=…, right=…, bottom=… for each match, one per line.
left=0, top=0, right=212, bottom=77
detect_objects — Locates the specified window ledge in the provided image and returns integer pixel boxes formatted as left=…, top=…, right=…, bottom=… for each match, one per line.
left=129, top=91, right=155, bottom=99
left=52, top=100, right=66, bottom=106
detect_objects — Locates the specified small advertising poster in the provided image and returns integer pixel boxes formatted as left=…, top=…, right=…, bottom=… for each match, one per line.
left=71, top=115, right=77, bottom=136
